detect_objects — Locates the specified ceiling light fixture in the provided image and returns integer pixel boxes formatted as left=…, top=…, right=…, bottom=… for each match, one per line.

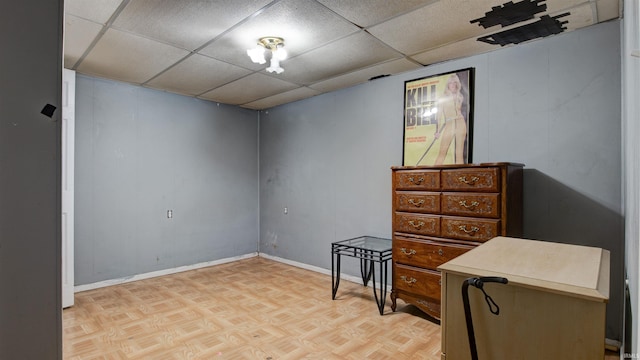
left=246, top=37, right=287, bottom=74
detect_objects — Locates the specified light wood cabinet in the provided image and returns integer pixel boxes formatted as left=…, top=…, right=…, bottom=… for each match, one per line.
left=438, top=236, right=610, bottom=360
left=390, top=163, right=523, bottom=319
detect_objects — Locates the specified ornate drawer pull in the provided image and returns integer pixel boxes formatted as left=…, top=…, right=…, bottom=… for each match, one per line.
left=458, top=176, right=479, bottom=185
left=459, top=200, right=479, bottom=209
left=458, top=225, right=480, bottom=234
left=408, top=176, right=424, bottom=185
left=408, top=220, right=425, bottom=229
left=408, top=199, right=425, bottom=207
left=400, top=275, right=417, bottom=286
left=400, top=248, right=416, bottom=256
left=438, top=249, right=444, bottom=256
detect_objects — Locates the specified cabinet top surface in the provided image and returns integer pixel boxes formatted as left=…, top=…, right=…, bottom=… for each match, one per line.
left=391, top=162, right=524, bottom=170
left=438, top=236, right=610, bottom=301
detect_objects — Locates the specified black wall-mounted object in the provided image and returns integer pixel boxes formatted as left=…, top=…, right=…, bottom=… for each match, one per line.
left=41, top=103, right=57, bottom=118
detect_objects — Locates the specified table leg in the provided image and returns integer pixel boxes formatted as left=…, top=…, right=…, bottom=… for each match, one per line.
left=371, top=260, right=388, bottom=315
left=332, top=251, right=341, bottom=300
left=360, top=251, right=373, bottom=287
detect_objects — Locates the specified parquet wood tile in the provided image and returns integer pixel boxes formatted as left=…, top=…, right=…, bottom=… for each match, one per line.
left=64, top=257, right=442, bottom=359
left=63, top=257, right=619, bottom=360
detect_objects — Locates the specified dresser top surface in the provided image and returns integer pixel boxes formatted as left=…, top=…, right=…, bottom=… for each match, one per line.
left=391, top=162, right=524, bottom=170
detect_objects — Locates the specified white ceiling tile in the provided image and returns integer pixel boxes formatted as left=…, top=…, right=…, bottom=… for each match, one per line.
left=242, top=87, right=322, bottom=110
left=411, top=37, right=496, bottom=65
left=198, top=35, right=266, bottom=73
left=277, top=31, right=403, bottom=85
left=64, top=15, right=103, bottom=68
left=469, top=5, right=596, bottom=49
left=369, top=0, right=525, bottom=54
left=317, top=0, right=438, bottom=27
left=370, top=0, right=599, bottom=55
left=595, top=0, right=621, bottom=21
left=556, top=4, right=597, bottom=30
left=410, top=4, right=598, bottom=66
left=545, top=0, right=591, bottom=13
left=310, top=58, right=422, bottom=93
left=112, top=0, right=273, bottom=51
left=63, top=0, right=623, bottom=109
left=77, top=29, right=189, bottom=84
left=198, top=0, right=360, bottom=64
left=146, top=54, right=253, bottom=96
left=199, top=73, right=299, bottom=105
left=65, top=0, right=123, bottom=24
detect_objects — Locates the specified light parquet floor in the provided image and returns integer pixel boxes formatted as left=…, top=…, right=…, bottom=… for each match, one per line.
left=64, top=257, right=620, bottom=360
left=64, top=257, right=442, bottom=359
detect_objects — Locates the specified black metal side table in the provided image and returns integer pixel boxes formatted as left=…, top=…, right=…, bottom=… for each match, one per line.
left=331, top=236, right=392, bottom=315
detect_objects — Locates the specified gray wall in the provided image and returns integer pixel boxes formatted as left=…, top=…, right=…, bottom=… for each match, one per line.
left=75, top=76, right=259, bottom=285
left=0, top=0, right=62, bottom=358
left=260, top=20, right=623, bottom=340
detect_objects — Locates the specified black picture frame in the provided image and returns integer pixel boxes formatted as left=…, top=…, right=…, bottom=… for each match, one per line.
left=402, top=68, right=474, bottom=166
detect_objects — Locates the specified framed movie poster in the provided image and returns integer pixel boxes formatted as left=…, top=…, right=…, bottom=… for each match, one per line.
left=403, top=68, right=474, bottom=166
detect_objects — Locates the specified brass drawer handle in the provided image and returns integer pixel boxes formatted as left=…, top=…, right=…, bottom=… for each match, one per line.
left=458, top=176, right=479, bottom=185
left=459, top=200, right=479, bottom=209
left=400, top=248, right=416, bottom=256
left=408, top=220, right=425, bottom=229
left=408, top=176, right=424, bottom=185
left=438, top=249, right=444, bottom=256
left=408, top=198, right=425, bottom=207
left=458, top=225, right=480, bottom=234
left=400, top=275, right=417, bottom=286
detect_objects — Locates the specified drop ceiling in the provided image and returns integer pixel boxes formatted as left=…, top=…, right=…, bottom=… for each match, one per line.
left=64, top=0, right=620, bottom=110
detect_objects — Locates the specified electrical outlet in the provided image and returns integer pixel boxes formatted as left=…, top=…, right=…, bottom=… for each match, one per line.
left=284, top=207, right=288, bottom=214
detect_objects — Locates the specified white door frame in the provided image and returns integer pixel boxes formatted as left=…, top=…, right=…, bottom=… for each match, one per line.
left=62, top=68, right=75, bottom=308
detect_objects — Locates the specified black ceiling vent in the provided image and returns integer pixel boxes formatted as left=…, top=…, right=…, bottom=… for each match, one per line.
left=369, top=74, right=390, bottom=81
left=471, top=0, right=547, bottom=28
left=477, top=13, right=570, bottom=46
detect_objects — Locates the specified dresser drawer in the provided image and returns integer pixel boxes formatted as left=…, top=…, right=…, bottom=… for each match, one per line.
left=441, top=216, right=500, bottom=242
left=394, top=170, right=440, bottom=190
left=394, top=264, right=441, bottom=301
left=393, top=237, right=473, bottom=269
left=441, top=192, right=500, bottom=218
left=395, top=291, right=442, bottom=320
left=395, top=191, right=440, bottom=213
left=441, top=167, right=500, bottom=192
left=394, top=212, right=440, bottom=237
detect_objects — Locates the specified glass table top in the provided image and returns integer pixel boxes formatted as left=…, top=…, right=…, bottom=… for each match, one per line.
left=332, top=236, right=392, bottom=252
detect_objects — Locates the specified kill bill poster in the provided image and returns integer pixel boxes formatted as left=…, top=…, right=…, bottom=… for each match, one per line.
left=403, top=68, right=473, bottom=166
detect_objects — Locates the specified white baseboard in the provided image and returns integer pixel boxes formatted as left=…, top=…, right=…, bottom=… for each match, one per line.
left=605, top=338, right=621, bottom=352
left=257, top=252, right=371, bottom=286
left=74, top=252, right=259, bottom=293
left=74, top=252, right=354, bottom=293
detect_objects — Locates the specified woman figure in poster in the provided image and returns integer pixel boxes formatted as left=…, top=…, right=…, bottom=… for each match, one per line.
left=434, top=73, right=466, bottom=165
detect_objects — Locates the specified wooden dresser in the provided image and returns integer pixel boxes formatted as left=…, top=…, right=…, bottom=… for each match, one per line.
left=390, top=163, right=523, bottom=320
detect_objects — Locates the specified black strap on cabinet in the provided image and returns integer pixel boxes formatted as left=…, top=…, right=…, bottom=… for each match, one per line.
left=461, top=276, right=508, bottom=360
